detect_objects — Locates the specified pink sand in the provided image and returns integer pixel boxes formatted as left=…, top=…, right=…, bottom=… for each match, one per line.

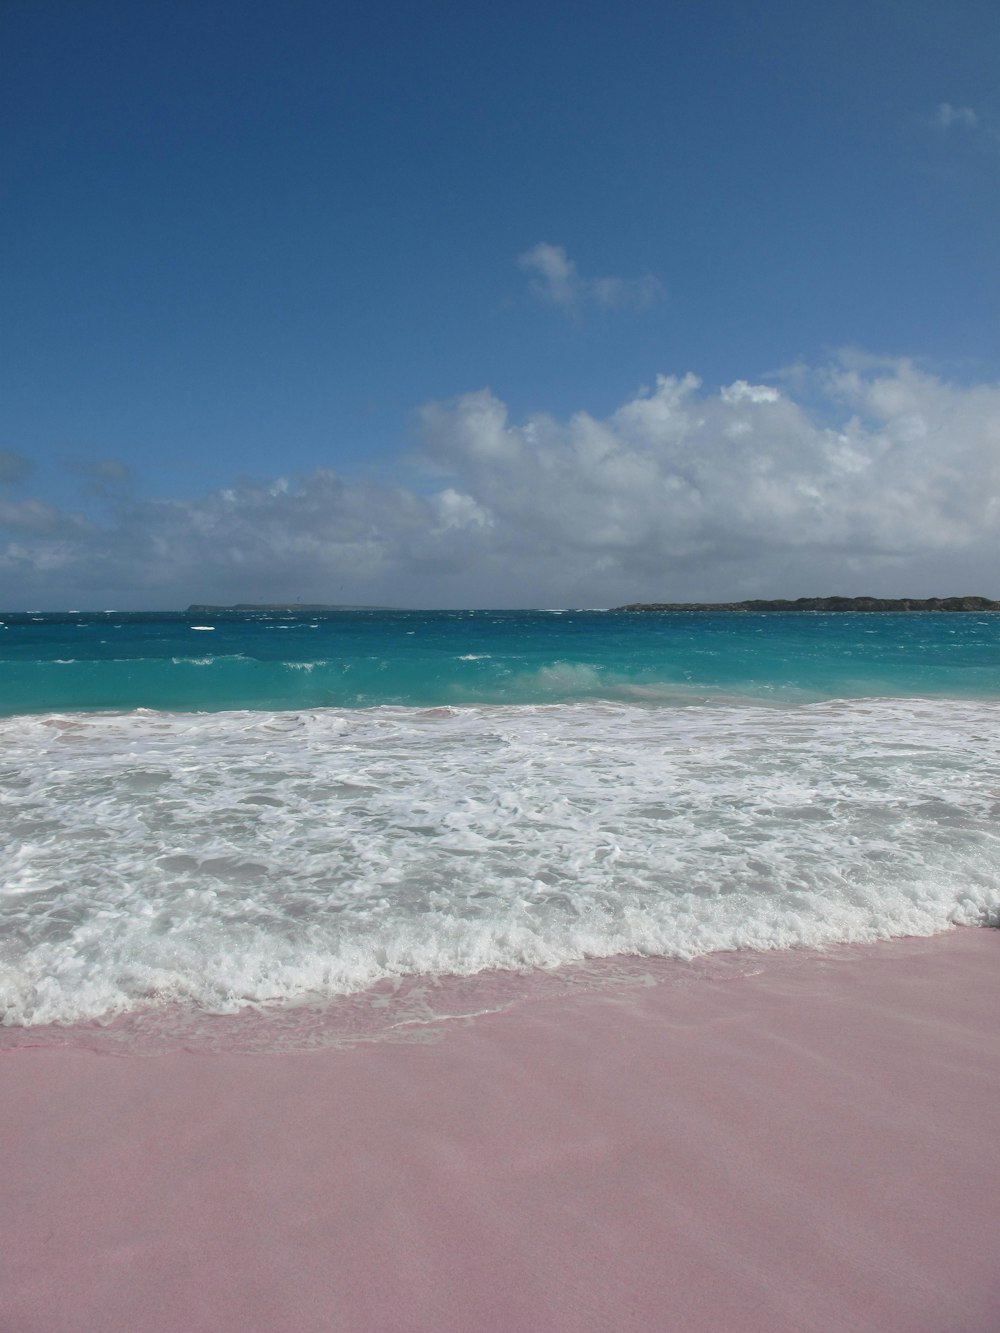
left=2, top=929, right=999, bottom=1332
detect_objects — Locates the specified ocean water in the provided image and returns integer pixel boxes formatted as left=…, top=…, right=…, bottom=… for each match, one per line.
left=2, top=608, right=999, bottom=1047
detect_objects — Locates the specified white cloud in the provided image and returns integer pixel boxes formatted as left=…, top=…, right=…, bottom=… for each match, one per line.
left=720, top=381, right=781, bottom=405
left=433, top=488, right=492, bottom=532
left=3, top=356, right=1000, bottom=608
left=517, top=242, right=662, bottom=315
left=934, top=102, right=979, bottom=130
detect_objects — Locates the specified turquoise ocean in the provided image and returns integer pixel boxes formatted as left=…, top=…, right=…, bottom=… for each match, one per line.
left=2, top=608, right=999, bottom=1048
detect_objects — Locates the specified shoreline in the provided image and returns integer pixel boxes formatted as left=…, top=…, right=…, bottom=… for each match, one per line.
left=3, top=928, right=999, bottom=1331
left=0, top=927, right=994, bottom=1059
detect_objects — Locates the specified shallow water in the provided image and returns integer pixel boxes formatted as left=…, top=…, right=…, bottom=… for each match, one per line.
left=1, top=610, right=999, bottom=1038
left=3, top=608, right=1000, bottom=714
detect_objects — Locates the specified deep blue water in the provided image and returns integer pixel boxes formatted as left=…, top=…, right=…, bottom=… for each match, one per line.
left=2, top=608, right=1000, bottom=716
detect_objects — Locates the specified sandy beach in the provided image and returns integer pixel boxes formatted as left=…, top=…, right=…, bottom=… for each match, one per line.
left=2, top=927, right=999, bottom=1332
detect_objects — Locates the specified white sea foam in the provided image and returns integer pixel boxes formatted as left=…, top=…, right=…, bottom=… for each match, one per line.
left=1, top=699, right=998, bottom=1028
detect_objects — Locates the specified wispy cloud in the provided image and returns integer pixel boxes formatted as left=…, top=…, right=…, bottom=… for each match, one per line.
left=67, top=457, right=132, bottom=498
left=0, top=450, right=33, bottom=485
left=934, top=102, right=979, bottom=131
left=517, top=242, right=662, bottom=316
left=4, top=357, right=1000, bottom=608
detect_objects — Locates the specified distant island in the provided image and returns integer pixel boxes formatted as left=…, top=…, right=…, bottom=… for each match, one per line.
left=614, top=596, right=1000, bottom=613
left=185, top=603, right=394, bottom=613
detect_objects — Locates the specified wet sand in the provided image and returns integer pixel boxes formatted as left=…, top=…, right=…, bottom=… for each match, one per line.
left=2, top=928, right=999, bottom=1332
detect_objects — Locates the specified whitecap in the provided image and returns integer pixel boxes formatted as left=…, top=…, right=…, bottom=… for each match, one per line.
left=2, top=698, right=998, bottom=1029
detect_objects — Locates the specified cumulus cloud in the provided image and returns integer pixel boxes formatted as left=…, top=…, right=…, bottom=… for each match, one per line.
left=417, top=360, right=1000, bottom=599
left=934, top=102, right=979, bottom=130
left=517, top=242, right=662, bottom=315
left=3, top=357, right=1000, bottom=608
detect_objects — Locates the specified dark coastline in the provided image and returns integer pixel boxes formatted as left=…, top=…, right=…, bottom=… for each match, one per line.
left=614, top=595, right=1000, bottom=613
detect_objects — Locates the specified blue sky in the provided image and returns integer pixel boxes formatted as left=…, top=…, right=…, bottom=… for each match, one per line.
left=2, top=0, right=999, bottom=607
